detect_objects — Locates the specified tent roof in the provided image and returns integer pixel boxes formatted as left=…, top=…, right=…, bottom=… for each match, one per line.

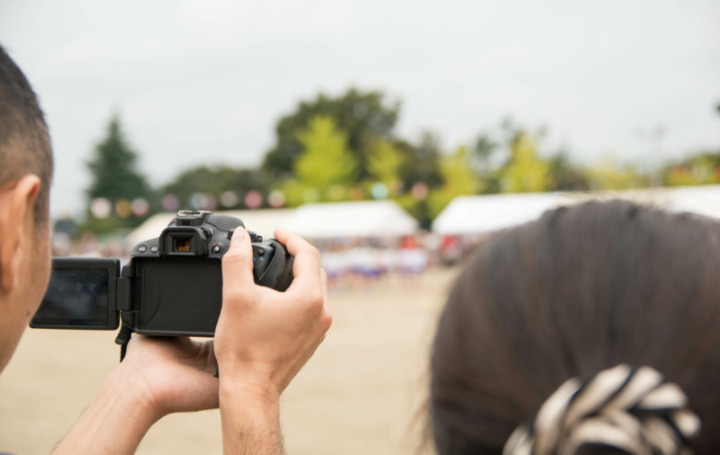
left=433, top=186, right=720, bottom=236
left=128, top=209, right=296, bottom=247
left=668, top=185, right=720, bottom=219
left=432, top=193, right=568, bottom=235
left=128, top=186, right=720, bottom=245
left=283, top=200, right=418, bottom=239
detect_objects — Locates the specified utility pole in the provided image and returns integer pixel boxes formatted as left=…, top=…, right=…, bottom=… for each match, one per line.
left=637, top=124, right=666, bottom=188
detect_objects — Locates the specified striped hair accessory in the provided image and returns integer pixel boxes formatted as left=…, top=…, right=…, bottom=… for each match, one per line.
left=502, top=364, right=701, bottom=455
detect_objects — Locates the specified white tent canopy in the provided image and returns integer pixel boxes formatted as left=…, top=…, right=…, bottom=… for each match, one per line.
left=433, top=186, right=720, bottom=236
left=128, top=209, right=296, bottom=247
left=668, top=185, right=720, bottom=219
left=432, top=193, right=568, bottom=235
left=283, top=200, right=418, bottom=239
left=128, top=186, right=720, bottom=246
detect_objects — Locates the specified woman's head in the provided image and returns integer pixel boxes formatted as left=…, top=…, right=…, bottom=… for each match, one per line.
left=430, top=200, right=720, bottom=453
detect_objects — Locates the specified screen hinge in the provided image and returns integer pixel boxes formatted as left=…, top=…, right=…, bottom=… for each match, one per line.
left=116, top=276, right=131, bottom=311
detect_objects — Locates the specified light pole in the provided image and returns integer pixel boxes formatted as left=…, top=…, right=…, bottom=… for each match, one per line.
left=636, top=124, right=666, bottom=188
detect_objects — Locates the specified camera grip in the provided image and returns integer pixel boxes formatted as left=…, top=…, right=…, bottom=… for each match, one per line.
left=255, top=240, right=294, bottom=292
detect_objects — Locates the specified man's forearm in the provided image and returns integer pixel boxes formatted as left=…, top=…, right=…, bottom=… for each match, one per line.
left=52, top=367, right=161, bottom=455
left=219, top=380, right=284, bottom=455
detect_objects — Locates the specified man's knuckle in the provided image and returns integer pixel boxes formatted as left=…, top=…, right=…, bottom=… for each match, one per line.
left=298, top=291, right=323, bottom=316
left=310, top=290, right=325, bottom=308
left=321, top=309, right=333, bottom=330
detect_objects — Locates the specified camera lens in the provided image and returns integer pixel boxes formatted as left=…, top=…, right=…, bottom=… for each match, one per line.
left=176, top=238, right=192, bottom=252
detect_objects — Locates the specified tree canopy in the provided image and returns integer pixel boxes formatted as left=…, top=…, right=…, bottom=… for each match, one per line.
left=294, top=115, right=358, bottom=189
left=262, top=88, right=400, bottom=181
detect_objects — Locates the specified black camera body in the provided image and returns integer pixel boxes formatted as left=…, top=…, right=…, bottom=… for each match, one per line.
left=31, top=211, right=294, bottom=337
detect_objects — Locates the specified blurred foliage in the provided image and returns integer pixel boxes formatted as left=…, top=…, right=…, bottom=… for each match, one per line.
left=586, top=155, right=648, bottom=190
left=86, top=116, right=152, bottom=202
left=397, top=132, right=443, bottom=190
left=546, top=151, right=591, bottom=191
left=294, top=115, right=358, bottom=191
left=83, top=115, right=154, bottom=234
left=365, top=137, right=404, bottom=190
left=262, top=88, right=399, bottom=181
left=74, top=90, right=720, bottom=236
left=279, top=115, right=359, bottom=206
left=497, top=132, right=550, bottom=192
left=663, top=151, right=720, bottom=186
left=428, top=146, right=483, bottom=219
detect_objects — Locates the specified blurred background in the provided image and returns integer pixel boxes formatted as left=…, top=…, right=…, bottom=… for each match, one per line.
left=0, top=0, right=719, bottom=453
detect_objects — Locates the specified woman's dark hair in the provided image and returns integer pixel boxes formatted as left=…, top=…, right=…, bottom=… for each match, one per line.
left=430, top=200, right=720, bottom=453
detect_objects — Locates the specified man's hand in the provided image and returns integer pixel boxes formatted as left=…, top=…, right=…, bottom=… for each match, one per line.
left=53, top=336, right=219, bottom=454
left=119, top=335, right=219, bottom=415
left=214, top=227, right=332, bottom=454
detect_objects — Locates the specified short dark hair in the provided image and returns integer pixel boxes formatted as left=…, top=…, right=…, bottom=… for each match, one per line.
left=0, top=44, right=53, bottom=226
left=430, top=200, right=720, bottom=453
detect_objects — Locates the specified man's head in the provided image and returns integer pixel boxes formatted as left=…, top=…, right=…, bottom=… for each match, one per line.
left=0, top=44, right=54, bottom=371
left=0, top=46, right=52, bottom=224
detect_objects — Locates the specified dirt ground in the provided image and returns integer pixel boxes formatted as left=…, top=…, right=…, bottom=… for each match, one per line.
left=0, top=268, right=459, bottom=455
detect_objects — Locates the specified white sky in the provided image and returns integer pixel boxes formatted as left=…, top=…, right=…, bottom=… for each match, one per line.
left=1, top=0, right=719, bottom=217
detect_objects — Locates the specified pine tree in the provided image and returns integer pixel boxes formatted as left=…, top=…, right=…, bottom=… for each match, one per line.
left=85, top=114, right=153, bottom=231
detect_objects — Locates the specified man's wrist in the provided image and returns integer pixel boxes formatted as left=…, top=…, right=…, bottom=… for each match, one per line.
left=52, top=365, right=162, bottom=455
left=218, top=377, right=284, bottom=455
left=219, top=375, right=281, bottom=410
left=109, top=358, right=173, bottom=422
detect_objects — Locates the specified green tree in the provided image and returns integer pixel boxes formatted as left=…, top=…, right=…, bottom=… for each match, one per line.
left=262, top=88, right=400, bottom=181
left=586, top=154, right=648, bottom=190
left=397, top=132, right=444, bottom=189
left=295, top=115, right=358, bottom=188
left=394, top=132, right=445, bottom=229
left=497, top=131, right=550, bottom=192
left=279, top=115, right=358, bottom=206
left=84, top=115, right=153, bottom=232
left=366, top=138, right=404, bottom=189
left=470, top=118, right=553, bottom=194
left=428, top=146, right=483, bottom=218
left=546, top=150, right=590, bottom=191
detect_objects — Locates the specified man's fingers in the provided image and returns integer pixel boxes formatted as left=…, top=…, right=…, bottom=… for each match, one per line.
left=274, top=227, right=322, bottom=291
left=221, top=227, right=257, bottom=300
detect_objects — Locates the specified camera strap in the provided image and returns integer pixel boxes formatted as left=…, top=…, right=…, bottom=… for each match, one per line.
left=115, top=322, right=134, bottom=362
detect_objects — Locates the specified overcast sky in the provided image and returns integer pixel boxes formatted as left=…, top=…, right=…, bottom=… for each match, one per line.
left=1, top=0, right=719, bottom=217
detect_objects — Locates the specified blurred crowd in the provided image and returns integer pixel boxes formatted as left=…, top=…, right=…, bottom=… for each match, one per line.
left=51, top=231, right=483, bottom=292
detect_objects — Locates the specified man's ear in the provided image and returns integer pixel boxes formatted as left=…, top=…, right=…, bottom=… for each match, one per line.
left=0, top=175, right=41, bottom=293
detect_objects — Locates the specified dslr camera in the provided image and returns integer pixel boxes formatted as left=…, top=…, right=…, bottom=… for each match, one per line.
left=31, top=210, right=294, bottom=337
